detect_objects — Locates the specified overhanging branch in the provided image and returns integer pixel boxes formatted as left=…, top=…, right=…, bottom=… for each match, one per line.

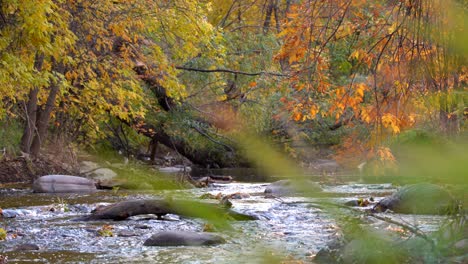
left=175, top=66, right=288, bottom=77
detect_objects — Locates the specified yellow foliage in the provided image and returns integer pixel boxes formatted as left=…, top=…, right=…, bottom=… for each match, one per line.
left=382, top=113, right=400, bottom=134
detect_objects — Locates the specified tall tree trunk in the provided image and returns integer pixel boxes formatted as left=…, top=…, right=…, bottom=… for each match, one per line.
left=30, top=81, right=60, bottom=156
left=149, top=139, right=158, bottom=162
left=273, top=0, right=280, bottom=33
left=20, top=88, right=39, bottom=154
left=20, top=53, right=44, bottom=154
left=263, top=0, right=274, bottom=34
left=30, top=60, right=63, bottom=156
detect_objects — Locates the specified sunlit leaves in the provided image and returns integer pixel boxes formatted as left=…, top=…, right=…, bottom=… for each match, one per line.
left=0, top=0, right=74, bottom=116
left=275, top=0, right=466, bottom=163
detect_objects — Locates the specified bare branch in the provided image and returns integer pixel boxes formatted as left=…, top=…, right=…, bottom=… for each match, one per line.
left=175, top=66, right=288, bottom=77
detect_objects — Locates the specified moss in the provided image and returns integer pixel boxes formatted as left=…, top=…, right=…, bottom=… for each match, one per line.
left=97, top=225, right=114, bottom=237
left=0, top=228, right=7, bottom=241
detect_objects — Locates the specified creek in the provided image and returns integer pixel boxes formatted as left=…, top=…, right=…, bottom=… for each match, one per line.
left=0, top=175, right=449, bottom=263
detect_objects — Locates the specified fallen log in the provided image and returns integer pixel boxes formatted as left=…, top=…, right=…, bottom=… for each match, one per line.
left=77, top=199, right=257, bottom=221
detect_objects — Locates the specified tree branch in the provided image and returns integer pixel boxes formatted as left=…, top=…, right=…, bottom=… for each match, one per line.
left=175, top=66, right=288, bottom=77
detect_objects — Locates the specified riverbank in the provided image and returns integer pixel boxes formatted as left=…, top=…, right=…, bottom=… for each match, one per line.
left=0, top=156, right=77, bottom=184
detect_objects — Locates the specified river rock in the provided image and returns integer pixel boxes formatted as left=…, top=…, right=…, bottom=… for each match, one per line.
left=0, top=209, right=36, bottom=218
left=79, top=161, right=100, bottom=174
left=225, top=192, right=250, bottom=199
left=80, top=161, right=121, bottom=189
left=13, top=243, right=39, bottom=251
left=89, top=168, right=120, bottom=189
left=454, top=239, right=468, bottom=252
left=143, top=231, right=225, bottom=246
left=373, top=183, right=457, bottom=215
left=264, top=180, right=321, bottom=196
left=33, top=175, right=97, bottom=193
left=159, top=166, right=191, bottom=173
left=314, top=238, right=345, bottom=263
left=117, top=230, right=138, bottom=237
left=88, top=168, right=117, bottom=181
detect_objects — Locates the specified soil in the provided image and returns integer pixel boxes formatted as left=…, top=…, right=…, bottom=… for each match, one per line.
left=0, top=156, right=77, bottom=184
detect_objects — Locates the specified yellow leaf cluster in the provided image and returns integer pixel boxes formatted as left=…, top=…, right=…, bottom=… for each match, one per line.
left=381, top=113, right=400, bottom=134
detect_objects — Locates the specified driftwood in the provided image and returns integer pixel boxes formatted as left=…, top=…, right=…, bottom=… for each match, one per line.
left=78, top=199, right=257, bottom=221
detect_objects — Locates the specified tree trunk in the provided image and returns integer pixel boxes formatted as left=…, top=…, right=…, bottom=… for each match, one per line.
left=263, top=0, right=274, bottom=34
left=30, top=60, right=62, bottom=156
left=20, top=88, right=39, bottom=154
left=30, top=82, right=60, bottom=156
left=273, top=0, right=281, bottom=33
left=137, top=68, right=247, bottom=167
left=149, top=139, right=158, bottom=162
left=20, top=53, right=44, bottom=154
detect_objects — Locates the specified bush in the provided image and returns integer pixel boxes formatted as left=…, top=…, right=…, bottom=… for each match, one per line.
left=0, top=119, right=22, bottom=156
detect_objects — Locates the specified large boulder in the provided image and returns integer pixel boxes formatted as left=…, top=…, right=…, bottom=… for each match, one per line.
left=79, top=161, right=100, bottom=174
left=264, top=179, right=322, bottom=196
left=88, top=168, right=117, bottom=181
left=88, top=168, right=120, bottom=189
left=33, top=175, right=97, bottom=193
left=143, top=231, right=225, bottom=246
left=80, top=161, right=120, bottom=189
left=373, top=183, right=457, bottom=215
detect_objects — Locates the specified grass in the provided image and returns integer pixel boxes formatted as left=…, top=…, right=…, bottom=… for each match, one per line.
left=0, top=119, right=23, bottom=157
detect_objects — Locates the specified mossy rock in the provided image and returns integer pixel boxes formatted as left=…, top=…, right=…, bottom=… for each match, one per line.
left=373, top=183, right=458, bottom=215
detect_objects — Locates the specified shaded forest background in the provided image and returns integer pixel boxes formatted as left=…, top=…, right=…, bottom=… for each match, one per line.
left=0, top=0, right=466, bottom=173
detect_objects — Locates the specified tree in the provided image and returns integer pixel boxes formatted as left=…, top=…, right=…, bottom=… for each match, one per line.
left=275, top=0, right=466, bottom=165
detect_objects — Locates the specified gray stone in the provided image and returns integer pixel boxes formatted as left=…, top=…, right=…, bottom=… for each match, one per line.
left=144, top=231, right=225, bottom=246
left=454, top=239, right=468, bottom=251
left=264, top=180, right=321, bottom=196
left=79, top=161, right=100, bottom=174
left=0, top=209, right=36, bottom=218
left=13, top=243, right=39, bottom=251
left=88, top=168, right=119, bottom=188
left=89, top=168, right=117, bottom=180
left=33, top=175, right=97, bottom=193
left=159, top=166, right=191, bottom=173
left=118, top=230, right=138, bottom=237
left=80, top=161, right=121, bottom=188
left=373, top=183, right=456, bottom=215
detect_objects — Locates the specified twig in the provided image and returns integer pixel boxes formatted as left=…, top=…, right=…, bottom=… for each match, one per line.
left=295, top=200, right=437, bottom=249
left=190, top=125, right=234, bottom=152
left=368, top=213, right=434, bottom=247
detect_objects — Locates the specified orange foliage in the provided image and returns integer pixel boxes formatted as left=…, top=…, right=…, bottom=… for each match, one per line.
left=276, top=0, right=465, bottom=164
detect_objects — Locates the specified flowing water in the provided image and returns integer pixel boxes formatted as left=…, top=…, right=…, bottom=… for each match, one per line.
left=0, top=177, right=450, bottom=263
